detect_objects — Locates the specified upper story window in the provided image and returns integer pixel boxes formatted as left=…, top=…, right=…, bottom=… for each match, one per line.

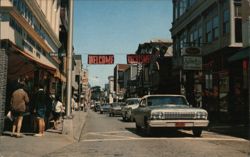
left=223, top=9, right=230, bottom=35
left=173, top=0, right=197, bottom=21
left=212, top=16, right=219, bottom=40
left=206, top=20, right=212, bottom=43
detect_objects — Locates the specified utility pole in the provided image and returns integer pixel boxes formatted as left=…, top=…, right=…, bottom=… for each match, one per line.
left=66, top=0, right=74, bottom=117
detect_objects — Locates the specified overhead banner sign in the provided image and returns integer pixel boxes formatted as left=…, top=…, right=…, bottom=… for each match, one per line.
left=127, top=54, right=152, bottom=64
left=88, top=55, right=114, bottom=64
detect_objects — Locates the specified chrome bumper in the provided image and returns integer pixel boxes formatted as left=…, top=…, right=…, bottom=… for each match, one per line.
left=148, top=120, right=209, bottom=128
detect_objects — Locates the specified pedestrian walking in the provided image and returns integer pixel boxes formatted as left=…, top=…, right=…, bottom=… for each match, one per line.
left=33, top=83, right=48, bottom=137
left=10, top=82, right=29, bottom=138
left=52, top=96, right=63, bottom=130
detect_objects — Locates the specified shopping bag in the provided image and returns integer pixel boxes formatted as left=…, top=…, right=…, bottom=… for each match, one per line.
left=6, top=111, right=13, bottom=121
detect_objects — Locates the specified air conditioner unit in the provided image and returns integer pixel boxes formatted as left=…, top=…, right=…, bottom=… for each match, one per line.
left=181, top=47, right=201, bottom=56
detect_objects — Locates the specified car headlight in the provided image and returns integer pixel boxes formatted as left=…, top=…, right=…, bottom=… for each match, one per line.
left=195, top=111, right=207, bottom=119
left=151, top=112, right=164, bottom=120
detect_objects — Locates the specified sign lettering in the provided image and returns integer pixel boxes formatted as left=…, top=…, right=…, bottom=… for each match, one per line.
left=127, top=54, right=152, bottom=64
left=88, top=55, right=114, bottom=64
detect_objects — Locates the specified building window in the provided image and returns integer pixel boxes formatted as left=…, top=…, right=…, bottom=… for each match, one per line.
left=223, top=9, right=230, bottom=35
left=75, top=75, right=80, bottom=82
left=9, top=18, right=23, bottom=35
left=23, top=40, right=33, bottom=52
left=234, top=0, right=242, bottom=17
left=212, top=16, right=219, bottom=40
left=206, top=20, right=212, bottom=43
left=26, top=34, right=35, bottom=47
left=235, top=18, right=242, bottom=42
left=198, top=27, right=202, bottom=46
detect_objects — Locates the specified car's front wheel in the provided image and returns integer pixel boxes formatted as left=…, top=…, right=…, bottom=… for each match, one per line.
left=145, top=121, right=152, bottom=136
left=192, top=128, right=202, bottom=137
left=135, top=121, right=142, bottom=131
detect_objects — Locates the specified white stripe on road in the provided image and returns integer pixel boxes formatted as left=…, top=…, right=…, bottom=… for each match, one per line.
left=84, top=132, right=135, bottom=139
left=81, top=137, right=249, bottom=142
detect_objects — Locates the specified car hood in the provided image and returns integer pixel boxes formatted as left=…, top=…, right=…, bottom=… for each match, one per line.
left=148, top=105, right=207, bottom=112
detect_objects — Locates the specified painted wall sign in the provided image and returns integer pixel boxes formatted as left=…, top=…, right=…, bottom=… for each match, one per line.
left=88, top=55, right=114, bottom=64
left=127, top=54, right=151, bottom=64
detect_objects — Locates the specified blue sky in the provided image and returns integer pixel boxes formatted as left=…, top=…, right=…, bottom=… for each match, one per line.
left=73, top=0, right=172, bottom=87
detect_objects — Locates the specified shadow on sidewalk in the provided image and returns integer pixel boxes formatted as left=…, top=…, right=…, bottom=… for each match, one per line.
left=207, top=123, right=250, bottom=140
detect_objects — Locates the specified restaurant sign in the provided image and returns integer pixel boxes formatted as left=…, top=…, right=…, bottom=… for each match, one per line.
left=183, top=56, right=202, bottom=70
left=127, top=54, right=151, bottom=64
left=88, top=55, right=114, bottom=64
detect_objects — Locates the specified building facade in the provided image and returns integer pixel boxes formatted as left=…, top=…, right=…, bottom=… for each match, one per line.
left=171, top=0, right=249, bottom=124
left=108, top=76, right=114, bottom=103
left=0, top=0, right=64, bottom=133
left=114, top=64, right=129, bottom=101
left=134, top=40, right=175, bottom=97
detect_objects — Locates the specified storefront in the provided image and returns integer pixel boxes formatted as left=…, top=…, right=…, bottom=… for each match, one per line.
left=2, top=40, right=65, bottom=132
left=228, top=47, right=250, bottom=125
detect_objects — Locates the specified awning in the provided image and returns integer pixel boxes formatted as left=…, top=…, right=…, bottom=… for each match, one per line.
left=12, top=46, right=57, bottom=72
left=54, top=70, right=66, bottom=82
left=228, top=47, right=250, bottom=62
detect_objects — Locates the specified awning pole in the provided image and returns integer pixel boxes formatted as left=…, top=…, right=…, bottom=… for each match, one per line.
left=66, top=0, right=74, bottom=117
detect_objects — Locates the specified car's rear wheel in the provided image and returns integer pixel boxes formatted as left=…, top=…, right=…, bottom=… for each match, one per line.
left=192, top=128, right=202, bottom=137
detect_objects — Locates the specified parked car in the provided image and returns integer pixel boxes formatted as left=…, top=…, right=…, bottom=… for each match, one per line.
left=133, top=94, right=209, bottom=137
left=121, top=98, right=141, bottom=121
left=94, top=103, right=101, bottom=112
left=100, top=103, right=111, bottom=114
left=109, top=102, right=122, bottom=117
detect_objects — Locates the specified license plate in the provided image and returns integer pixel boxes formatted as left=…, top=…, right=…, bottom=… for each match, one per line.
left=175, top=122, right=185, bottom=127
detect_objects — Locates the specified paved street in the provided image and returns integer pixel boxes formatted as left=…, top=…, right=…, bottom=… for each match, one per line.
left=46, top=110, right=250, bottom=157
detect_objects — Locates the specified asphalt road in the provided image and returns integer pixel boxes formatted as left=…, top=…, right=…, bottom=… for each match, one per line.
left=46, top=110, right=250, bottom=157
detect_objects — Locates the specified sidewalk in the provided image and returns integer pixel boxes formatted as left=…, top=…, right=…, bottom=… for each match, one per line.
left=207, top=123, right=250, bottom=140
left=0, top=110, right=88, bottom=157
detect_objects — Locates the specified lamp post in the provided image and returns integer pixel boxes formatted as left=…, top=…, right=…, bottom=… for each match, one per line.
left=66, top=0, right=74, bottom=117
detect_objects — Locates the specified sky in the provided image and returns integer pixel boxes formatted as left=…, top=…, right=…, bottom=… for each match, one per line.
left=73, top=0, right=173, bottom=88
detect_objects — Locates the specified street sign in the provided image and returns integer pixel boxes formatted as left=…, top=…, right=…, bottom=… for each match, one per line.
left=88, top=55, right=114, bottom=64
left=183, top=56, right=202, bottom=70
left=127, top=54, right=151, bottom=64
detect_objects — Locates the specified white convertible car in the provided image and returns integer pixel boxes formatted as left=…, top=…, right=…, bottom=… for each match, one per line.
left=133, top=94, right=209, bottom=137
left=121, top=98, right=141, bottom=121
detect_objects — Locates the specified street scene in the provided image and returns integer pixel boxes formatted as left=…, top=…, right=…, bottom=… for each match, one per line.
left=0, top=0, right=250, bottom=157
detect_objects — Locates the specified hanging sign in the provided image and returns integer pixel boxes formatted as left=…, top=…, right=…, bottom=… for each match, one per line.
left=127, top=54, right=152, bottom=64
left=88, top=55, right=114, bottom=64
left=183, top=56, right=202, bottom=70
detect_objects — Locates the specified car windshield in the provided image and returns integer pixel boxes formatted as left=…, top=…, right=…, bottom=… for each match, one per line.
left=126, top=99, right=140, bottom=105
left=147, top=96, right=188, bottom=106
